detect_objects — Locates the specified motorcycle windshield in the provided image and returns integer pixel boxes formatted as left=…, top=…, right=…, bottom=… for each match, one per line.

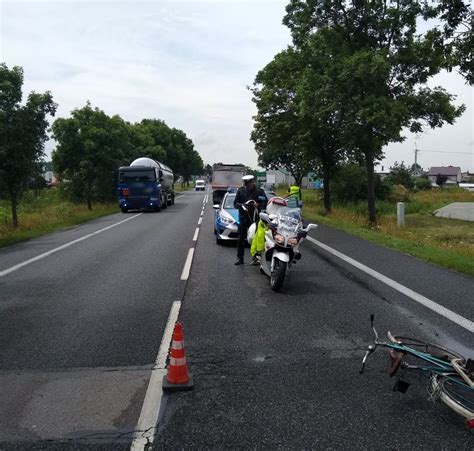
left=277, top=213, right=300, bottom=233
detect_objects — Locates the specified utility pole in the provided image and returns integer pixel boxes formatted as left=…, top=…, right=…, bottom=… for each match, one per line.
left=414, top=136, right=420, bottom=174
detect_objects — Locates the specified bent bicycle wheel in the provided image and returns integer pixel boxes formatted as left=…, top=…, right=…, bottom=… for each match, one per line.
left=389, top=335, right=464, bottom=363
left=431, top=375, right=474, bottom=421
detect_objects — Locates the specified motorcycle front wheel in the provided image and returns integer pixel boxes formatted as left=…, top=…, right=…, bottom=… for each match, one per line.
left=270, top=258, right=287, bottom=292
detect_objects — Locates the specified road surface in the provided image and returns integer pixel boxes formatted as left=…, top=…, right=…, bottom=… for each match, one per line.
left=0, top=190, right=472, bottom=449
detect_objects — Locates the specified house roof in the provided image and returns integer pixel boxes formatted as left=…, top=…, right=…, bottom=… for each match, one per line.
left=427, top=166, right=461, bottom=176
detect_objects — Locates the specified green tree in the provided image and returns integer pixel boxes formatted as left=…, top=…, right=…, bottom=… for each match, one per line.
left=136, top=120, right=202, bottom=183
left=52, top=102, right=130, bottom=209
left=387, top=161, right=415, bottom=190
left=331, top=163, right=391, bottom=204
left=436, top=0, right=473, bottom=84
left=436, top=173, right=448, bottom=187
left=251, top=49, right=315, bottom=188
left=284, top=0, right=466, bottom=224
left=0, top=64, right=57, bottom=227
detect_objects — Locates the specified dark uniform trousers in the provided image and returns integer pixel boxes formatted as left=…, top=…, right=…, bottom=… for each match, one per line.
left=234, top=185, right=266, bottom=260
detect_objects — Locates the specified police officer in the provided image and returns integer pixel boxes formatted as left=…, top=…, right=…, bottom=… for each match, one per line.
left=234, top=175, right=266, bottom=265
left=288, top=184, right=302, bottom=201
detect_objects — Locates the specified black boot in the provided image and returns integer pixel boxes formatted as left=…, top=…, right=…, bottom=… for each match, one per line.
left=234, top=258, right=244, bottom=265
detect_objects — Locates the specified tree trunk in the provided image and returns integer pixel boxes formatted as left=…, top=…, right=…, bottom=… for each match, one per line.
left=323, top=171, right=332, bottom=213
left=86, top=184, right=92, bottom=210
left=10, top=193, right=18, bottom=228
left=365, top=156, right=377, bottom=226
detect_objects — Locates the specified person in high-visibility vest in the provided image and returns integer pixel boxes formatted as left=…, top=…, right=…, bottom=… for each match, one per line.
left=288, top=185, right=302, bottom=201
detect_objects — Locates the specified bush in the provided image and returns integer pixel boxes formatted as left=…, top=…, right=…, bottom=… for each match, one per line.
left=331, top=164, right=392, bottom=203
left=389, top=184, right=410, bottom=202
left=386, top=161, right=415, bottom=190
left=414, top=177, right=432, bottom=191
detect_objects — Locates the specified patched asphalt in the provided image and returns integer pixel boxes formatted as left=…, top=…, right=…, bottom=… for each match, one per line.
left=0, top=191, right=472, bottom=449
left=153, top=200, right=473, bottom=449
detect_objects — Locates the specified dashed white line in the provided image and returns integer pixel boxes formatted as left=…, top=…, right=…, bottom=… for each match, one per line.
left=130, top=300, right=182, bottom=450
left=175, top=195, right=185, bottom=200
left=307, top=236, right=474, bottom=333
left=193, top=228, right=200, bottom=242
left=0, top=213, right=143, bottom=278
left=198, top=217, right=203, bottom=225
left=180, top=248, right=195, bottom=281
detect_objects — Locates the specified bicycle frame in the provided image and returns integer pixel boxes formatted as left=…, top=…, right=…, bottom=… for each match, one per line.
left=360, top=315, right=471, bottom=390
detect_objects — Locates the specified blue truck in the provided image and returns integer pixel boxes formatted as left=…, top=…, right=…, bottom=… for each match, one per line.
left=118, top=157, right=175, bottom=212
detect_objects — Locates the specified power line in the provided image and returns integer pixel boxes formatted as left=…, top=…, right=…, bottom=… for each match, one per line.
left=417, top=149, right=473, bottom=155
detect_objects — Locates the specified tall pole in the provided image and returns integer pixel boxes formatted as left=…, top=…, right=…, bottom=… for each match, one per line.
left=414, top=142, right=418, bottom=170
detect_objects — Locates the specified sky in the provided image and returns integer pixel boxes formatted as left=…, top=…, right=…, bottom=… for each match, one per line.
left=1, top=0, right=473, bottom=172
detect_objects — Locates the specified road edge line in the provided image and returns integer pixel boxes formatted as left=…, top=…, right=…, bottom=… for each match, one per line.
left=130, top=300, right=182, bottom=450
left=0, top=213, right=143, bottom=278
left=307, top=236, right=474, bottom=333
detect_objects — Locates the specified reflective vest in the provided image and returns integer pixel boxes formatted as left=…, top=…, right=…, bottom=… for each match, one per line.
left=289, top=185, right=301, bottom=198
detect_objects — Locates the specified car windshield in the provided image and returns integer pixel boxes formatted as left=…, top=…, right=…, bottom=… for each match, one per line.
left=119, top=169, right=155, bottom=182
left=223, top=194, right=236, bottom=209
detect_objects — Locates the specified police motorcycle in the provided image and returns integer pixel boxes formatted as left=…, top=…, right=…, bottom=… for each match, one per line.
left=248, top=197, right=317, bottom=292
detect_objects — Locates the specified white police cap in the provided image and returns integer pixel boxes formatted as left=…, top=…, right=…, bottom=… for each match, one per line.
left=242, top=175, right=254, bottom=183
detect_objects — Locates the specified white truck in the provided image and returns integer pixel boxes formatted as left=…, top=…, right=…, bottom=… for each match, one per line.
left=212, top=164, right=245, bottom=204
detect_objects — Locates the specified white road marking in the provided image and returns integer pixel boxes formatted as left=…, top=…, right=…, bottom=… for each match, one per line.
left=130, top=300, right=182, bottom=450
left=175, top=195, right=185, bottom=200
left=193, top=228, right=199, bottom=242
left=0, top=213, right=143, bottom=278
left=307, top=236, right=474, bottom=333
left=180, top=248, right=195, bottom=281
left=200, top=211, right=204, bottom=217
left=198, top=217, right=202, bottom=225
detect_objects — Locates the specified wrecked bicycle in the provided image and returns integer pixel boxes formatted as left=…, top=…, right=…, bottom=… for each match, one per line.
left=360, top=315, right=474, bottom=429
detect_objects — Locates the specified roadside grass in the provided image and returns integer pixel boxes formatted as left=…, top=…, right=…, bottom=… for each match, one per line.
left=174, top=185, right=193, bottom=193
left=0, top=190, right=117, bottom=248
left=277, top=188, right=474, bottom=276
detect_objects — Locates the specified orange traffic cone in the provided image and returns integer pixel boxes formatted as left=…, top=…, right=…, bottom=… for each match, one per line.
left=162, top=322, right=194, bottom=392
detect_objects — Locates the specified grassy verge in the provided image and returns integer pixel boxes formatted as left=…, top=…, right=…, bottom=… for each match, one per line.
left=0, top=190, right=118, bottom=248
left=278, top=188, right=474, bottom=276
left=174, top=185, right=193, bottom=193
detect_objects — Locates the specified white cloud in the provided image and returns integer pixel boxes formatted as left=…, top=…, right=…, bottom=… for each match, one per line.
left=1, top=0, right=472, bottom=170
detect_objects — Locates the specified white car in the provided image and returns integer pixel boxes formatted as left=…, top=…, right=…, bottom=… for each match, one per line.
left=195, top=180, right=206, bottom=191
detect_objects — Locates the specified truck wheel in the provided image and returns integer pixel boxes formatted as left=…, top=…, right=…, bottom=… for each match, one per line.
left=162, top=195, right=167, bottom=209
left=121, top=208, right=128, bottom=213
left=154, top=205, right=161, bottom=212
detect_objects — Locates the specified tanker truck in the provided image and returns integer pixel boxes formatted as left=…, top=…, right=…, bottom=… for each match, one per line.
left=117, top=157, right=175, bottom=212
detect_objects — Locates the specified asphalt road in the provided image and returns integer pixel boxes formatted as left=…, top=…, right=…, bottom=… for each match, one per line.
left=0, top=190, right=472, bottom=449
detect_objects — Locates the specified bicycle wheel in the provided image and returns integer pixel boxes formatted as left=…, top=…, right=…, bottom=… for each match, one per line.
left=389, top=335, right=464, bottom=362
left=431, top=375, right=474, bottom=421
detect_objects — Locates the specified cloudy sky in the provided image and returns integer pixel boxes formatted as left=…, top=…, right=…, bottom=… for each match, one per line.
left=1, top=0, right=473, bottom=171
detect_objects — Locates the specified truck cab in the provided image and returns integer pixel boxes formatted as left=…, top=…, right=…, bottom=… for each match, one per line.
left=118, top=158, right=174, bottom=212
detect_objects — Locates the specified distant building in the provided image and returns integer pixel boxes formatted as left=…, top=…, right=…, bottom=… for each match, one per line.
left=266, top=168, right=295, bottom=187
left=461, top=171, right=474, bottom=182
left=375, top=165, right=391, bottom=179
left=427, top=166, right=462, bottom=184
left=42, top=162, right=57, bottom=185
